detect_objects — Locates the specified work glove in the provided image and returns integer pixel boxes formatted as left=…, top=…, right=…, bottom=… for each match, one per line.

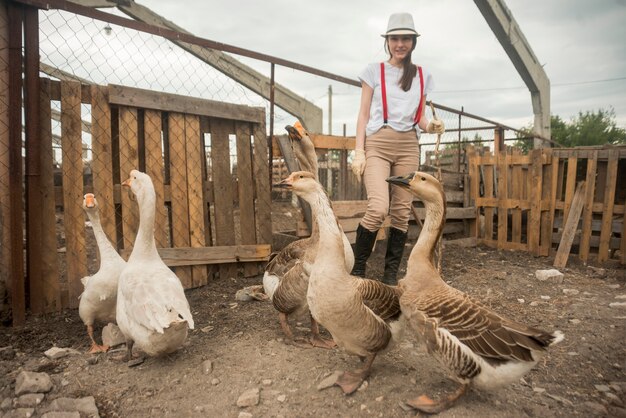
left=426, top=119, right=445, bottom=134
left=351, top=149, right=366, bottom=178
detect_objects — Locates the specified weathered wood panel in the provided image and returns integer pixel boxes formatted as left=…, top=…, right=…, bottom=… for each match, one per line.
left=210, top=118, right=237, bottom=280
left=253, top=120, right=272, bottom=245
left=143, top=109, right=168, bottom=248
left=496, top=151, right=508, bottom=248
left=120, top=244, right=271, bottom=266
left=38, top=78, right=60, bottom=312
left=168, top=112, right=192, bottom=287
left=0, top=0, right=10, bottom=318
left=184, top=114, right=207, bottom=286
left=597, top=150, right=618, bottom=262
left=118, top=107, right=140, bottom=249
left=235, top=121, right=258, bottom=277
left=579, top=152, right=598, bottom=262
left=90, top=85, right=116, bottom=245
left=61, top=80, right=86, bottom=308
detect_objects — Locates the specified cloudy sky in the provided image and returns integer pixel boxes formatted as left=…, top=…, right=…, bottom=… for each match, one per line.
left=118, top=0, right=626, bottom=134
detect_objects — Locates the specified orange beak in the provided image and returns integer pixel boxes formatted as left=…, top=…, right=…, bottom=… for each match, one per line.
left=84, top=193, right=95, bottom=208
left=122, top=178, right=132, bottom=188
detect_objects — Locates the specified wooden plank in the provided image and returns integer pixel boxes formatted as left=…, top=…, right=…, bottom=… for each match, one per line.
left=552, top=232, right=621, bottom=249
left=184, top=114, right=207, bottom=287
left=235, top=121, right=258, bottom=277
left=562, top=157, right=578, bottom=225
left=483, top=163, right=494, bottom=240
left=556, top=200, right=625, bottom=215
left=199, top=117, right=216, bottom=280
left=579, top=152, right=597, bottom=262
left=554, top=181, right=586, bottom=268
left=210, top=118, right=237, bottom=280
left=120, top=244, right=272, bottom=266
left=143, top=109, right=168, bottom=248
left=497, top=151, right=508, bottom=248
left=467, top=147, right=479, bottom=238
left=597, top=150, right=618, bottom=262
left=61, top=80, right=86, bottom=308
left=309, top=133, right=355, bottom=150
left=528, top=149, right=543, bottom=255
left=511, top=149, right=522, bottom=243
left=37, top=78, right=60, bottom=312
left=622, top=208, right=626, bottom=265
left=253, top=120, right=272, bottom=245
left=118, top=107, right=140, bottom=249
left=90, top=85, right=116, bottom=246
left=108, top=84, right=265, bottom=123
left=168, top=112, right=192, bottom=287
left=540, top=149, right=557, bottom=256
left=553, top=216, right=622, bottom=234
left=0, top=0, right=10, bottom=318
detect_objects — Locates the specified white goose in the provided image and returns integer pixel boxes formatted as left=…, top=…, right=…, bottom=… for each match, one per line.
left=79, top=193, right=126, bottom=353
left=263, top=122, right=353, bottom=348
left=276, top=171, right=401, bottom=394
left=117, top=170, right=194, bottom=359
left=387, top=172, right=563, bottom=414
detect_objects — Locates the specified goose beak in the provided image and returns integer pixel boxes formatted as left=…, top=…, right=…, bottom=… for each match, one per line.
left=386, top=172, right=415, bottom=188
left=121, top=178, right=132, bottom=188
left=84, top=193, right=95, bottom=208
left=285, top=125, right=302, bottom=141
left=273, top=178, right=293, bottom=189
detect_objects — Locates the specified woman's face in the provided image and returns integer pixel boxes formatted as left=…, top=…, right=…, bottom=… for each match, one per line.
left=387, top=35, right=415, bottom=62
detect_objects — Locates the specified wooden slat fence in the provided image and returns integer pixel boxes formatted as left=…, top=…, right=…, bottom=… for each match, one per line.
left=469, top=145, right=626, bottom=263
left=3, top=78, right=272, bottom=315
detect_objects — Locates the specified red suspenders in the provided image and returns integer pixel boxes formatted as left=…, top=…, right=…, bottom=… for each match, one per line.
left=379, top=62, right=424, bottom=127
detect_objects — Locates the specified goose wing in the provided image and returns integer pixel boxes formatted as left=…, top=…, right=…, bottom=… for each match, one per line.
left=126, top=269, right=194, bottom=333
left=271, top=261, right=309, bottom=314
left=355, top=279, right=401, bottom=321
left=265, top=238, right=311, bottom=277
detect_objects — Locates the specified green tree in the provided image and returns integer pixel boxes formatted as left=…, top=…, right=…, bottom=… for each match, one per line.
left=514, top=108, right=626, bottom=153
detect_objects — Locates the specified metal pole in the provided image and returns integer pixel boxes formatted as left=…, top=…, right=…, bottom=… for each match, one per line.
left=328, top=85, right=332, bottom=135
left=268, top=63, right=275, bottom=188
left=8, top=1, right=25, bottom=325
left=457, top=106, right=462, bottom=172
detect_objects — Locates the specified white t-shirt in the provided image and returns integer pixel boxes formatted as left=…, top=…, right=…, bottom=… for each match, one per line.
left=358, top=62, right=434, bottom=137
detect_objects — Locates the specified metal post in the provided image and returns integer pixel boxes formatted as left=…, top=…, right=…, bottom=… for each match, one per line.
left=328, top=85, right=332, bottom=135
left=8, top=1, right=25, bottom=325
left=457, top=106, right=462, bottom=172
left=268, top=63, right=275, bottom=188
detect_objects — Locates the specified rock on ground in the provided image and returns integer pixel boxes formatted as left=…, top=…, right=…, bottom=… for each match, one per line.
left=236, top=388, right=260, bottom=408
left=101, top=323, right=126, bottom=348
left=535, top=269, right=564, bottom=283
left=14, top=371, right=53, bottom=395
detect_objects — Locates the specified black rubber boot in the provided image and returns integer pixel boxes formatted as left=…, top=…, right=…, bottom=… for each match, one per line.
left=350, top=224, right=378, bottom=278
left=382, top=227, right=408, bottom=285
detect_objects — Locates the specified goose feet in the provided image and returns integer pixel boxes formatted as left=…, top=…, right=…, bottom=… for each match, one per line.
left=334, top=354, right=376, bottom=395
left=86, top=325, right=110, bottom=354
left=404, top=383, right=469, bottom=414
left=309, top=317, right=336, bottom=349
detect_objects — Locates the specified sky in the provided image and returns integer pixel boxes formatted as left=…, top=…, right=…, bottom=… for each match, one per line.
left=97, top=0, right=626, bottom=135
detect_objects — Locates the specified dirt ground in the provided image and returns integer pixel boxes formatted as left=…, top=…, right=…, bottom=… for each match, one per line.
left=1, top=228, right=626, bottom=417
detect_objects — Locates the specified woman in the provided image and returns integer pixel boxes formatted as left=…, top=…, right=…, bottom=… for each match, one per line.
left=351, top=12, right=445, bottom=285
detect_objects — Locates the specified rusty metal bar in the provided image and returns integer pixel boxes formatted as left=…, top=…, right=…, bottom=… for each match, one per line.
left=24, top=4, right=43, bottom=313
left=8, top=1, right=25, bottom=325
left=13, top=0, right=362, bottom=87
left=268, top=62, right=275, bottom=188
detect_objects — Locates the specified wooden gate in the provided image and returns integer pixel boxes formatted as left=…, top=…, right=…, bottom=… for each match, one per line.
left=13, top=78, right=272, bottom=314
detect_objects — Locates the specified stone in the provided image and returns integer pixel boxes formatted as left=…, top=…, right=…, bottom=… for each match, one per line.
left=236, top=388, right=260, bottom=408
left=277, top=394, right=286, bottom=403
left=533, top=387, right=546, bottom=393
left=607, top=284, right=621, bottom=289
left=16, top=394, right=45, bottom=407
left=610, top=302, right=626, bottom=309
left=517, top=298, right=525, bottom=304
left=1, top=397, right=13, bottom=410
left=317, top=371, right=342, bottom=390
left=583, top=401, right=608, bottom=415
left=535, top=269, right=563, bottom=283
left=568, top=319, right=581, bottom=325
left=4, top=408, right=35, bottom=417
left=49, top=396, right=99, bottom=416
left=375, top=396, right=384, bottom=402
left=540, top=295, right=551, bottom=300
left=101, top=323, right=126, bottom=348
left=238, top=412, right=253, bottom=418
left=261, top=379, right=272, bottom=386
left=587, top=266, right=607, bottom=278
left=562, top=289, right=579, bottom=296
left=41, top=413, right=81, bottom=418
left=529, top=301, right=539, bottom=307
left=15, top=371, right=53, bottom=395
left=44, top=347, right=80, bottom=360
left=0, top=346, right=16, bottom=360
left=201, top=360, right=213, bottom=375
left=594, top=384, right=611, bottom=392
left=606, top=392, right=624, bottom=407
left=211, top=378, right=220, bottom=385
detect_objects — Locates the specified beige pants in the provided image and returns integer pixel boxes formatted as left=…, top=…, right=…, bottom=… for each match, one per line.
left=361, top=127, right=419, bottom=232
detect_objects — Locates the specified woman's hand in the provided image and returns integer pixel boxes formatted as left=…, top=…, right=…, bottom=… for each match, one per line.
left=352, top=149, right=366, bottom=177
left=426, top=119, right=445, bottom=134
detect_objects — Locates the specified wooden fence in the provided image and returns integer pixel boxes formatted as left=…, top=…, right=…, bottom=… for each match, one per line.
left=5, top=78, right=272, bottom=317
left=468, top=145, right=626, bottom=264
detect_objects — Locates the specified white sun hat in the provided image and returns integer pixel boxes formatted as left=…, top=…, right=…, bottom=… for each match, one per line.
left=381, top=12, right=420, bottom=37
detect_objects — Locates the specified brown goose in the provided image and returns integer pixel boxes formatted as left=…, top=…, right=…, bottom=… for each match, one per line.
left=264, top=123, right=353, bottom=348
left=276, top=171, right=401, bottom=394
left=387, top=172, right=563, bottom=414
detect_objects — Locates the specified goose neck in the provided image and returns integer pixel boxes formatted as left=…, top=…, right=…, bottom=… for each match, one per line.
left=129, top=189, right=159, bottom=261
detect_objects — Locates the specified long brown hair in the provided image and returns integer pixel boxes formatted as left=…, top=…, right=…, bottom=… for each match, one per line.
left=384, top=35, right=417, bottom=92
